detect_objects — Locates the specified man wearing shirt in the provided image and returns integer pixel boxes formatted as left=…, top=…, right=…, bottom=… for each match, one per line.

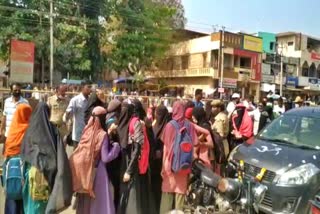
left=65, top=81, right=92, bottom=148
left=47, top=85, right=70, bottom=137
left=1, top=83, right=29, bottom=138
left=193, top=89, right=204, bottom=108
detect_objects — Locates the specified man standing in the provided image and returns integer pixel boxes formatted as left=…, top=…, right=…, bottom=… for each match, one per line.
left=47, top=85, right=70, bottom=137
left=193, top=89, right=204, bottom=108
left=226, top=93, right=240, bottom=118
left=1, top=83, right=29, bottom=139
left=65, top=81, right=92, bottom=148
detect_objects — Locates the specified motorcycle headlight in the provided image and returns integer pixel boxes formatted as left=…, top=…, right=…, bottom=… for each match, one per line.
left=278, top=163, right=319, bottom=185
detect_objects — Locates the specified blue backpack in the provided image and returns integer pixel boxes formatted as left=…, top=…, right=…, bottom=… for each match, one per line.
left=170, top=120, right=193, bottom=174
left=2, top=156, right=24, bottom=200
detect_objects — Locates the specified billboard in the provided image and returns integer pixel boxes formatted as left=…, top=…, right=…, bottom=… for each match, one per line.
left=10, top=39, right=35, bottom=83
left=243, top=35, right=263, bottom=53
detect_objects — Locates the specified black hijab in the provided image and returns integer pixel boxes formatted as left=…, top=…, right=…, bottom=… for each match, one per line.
left=117, top=101, right=134, bottom=148
left=132, top=99, right=146, bottom=120
left=84, top=92, right=106, bottom=124
left=192, top=107, right=209, bottom=128
left=21, top=102, right=58, bottom=189
left=153, top=105, right=171, bottom=139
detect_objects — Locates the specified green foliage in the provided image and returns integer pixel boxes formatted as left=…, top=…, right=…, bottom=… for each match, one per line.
left=0, top=0, right=186, bottom=80
left=102, top=0, right=186, bottom=76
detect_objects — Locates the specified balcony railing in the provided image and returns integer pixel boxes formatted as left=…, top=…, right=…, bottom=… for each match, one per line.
left=147, top=67, right=217, bottom=78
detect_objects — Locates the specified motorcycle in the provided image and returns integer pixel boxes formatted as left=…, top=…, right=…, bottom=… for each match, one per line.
left=185, top=159, right=268, bottom=214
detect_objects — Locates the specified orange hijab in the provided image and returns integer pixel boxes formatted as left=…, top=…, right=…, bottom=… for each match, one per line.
left=4, top=103, right=32, bottom=157
left=69, top=106, right=107, bottom=197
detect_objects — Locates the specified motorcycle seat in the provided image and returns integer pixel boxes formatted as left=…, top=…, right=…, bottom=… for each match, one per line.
left=200, top=168, right=221, bottom=188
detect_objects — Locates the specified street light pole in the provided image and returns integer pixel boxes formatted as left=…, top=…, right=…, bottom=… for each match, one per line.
left=50, top=0, right=53, bottom=88
left=280, top=53, right=283, bottom=97
left=220, top=26, right=225, bottom=99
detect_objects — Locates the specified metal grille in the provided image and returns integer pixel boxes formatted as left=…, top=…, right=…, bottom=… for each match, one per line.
left=261, top=191, right=273, bottom=209
left=243, top=163, right=276, bottom=183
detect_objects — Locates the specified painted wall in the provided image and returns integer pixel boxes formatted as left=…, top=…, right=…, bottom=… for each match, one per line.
left=258, top=32, right=276, bottom=54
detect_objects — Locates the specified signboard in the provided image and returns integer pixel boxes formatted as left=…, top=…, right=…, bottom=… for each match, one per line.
left=311, top=52, right=320, bottom=61
left=286, top=76, right=298, bottom=87
left=222, top=78, right=237, bottom=88
left=262, top=63, right=271, bottom=75
left=218, top=88, right=225, bottom=93
left=243, top=35, right=263, bottom=53
left=10, top=40, right=35, bottom=83
left=262, top=74, right=274, bottom=83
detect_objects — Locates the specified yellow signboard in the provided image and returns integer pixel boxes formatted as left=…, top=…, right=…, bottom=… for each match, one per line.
left=243, top=35, right=262, bottom=53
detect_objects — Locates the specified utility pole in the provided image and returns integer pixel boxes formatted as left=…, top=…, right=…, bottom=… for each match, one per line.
left=50, top=0, right=53, bottom=88
left=220, top=26, right=226, bottom=99
left=280, top=52, right=283, bottom=97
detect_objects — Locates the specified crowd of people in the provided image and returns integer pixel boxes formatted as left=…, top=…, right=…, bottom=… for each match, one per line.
left=0, top=82, right=311, bottom=214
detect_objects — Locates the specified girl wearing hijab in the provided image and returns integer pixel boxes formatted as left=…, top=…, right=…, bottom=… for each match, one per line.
left=84, top=89, right=106, bottom=124
left=192, top=107, right=214, bottom=168
left=105, top=99, right=122, bottom=211
left=159, top=101, right=211, bottom=214
left=70, top=106, right=120, bottom=214
left=152, top=105, right=171, bottom=213
left=4, top=104, right=32, bottom=214
left=117, top=99, right=154, bottom=214
left=21, top=103, right=73, bottom=214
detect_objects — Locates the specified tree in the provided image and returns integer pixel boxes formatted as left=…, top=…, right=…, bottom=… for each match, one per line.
left=102, top=0, right=186, bottom=77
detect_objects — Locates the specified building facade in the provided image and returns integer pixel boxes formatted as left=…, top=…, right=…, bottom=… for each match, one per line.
left=277, top=32, right=320, bottom=102
left=147, top=30, right=263, bottom=100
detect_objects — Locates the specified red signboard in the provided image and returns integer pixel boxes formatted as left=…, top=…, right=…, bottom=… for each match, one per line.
left=10, top=40, right=35, bottom=83
left=311, top=52, right=320, bottom=61
left=234, top=49, right=261, bottom=81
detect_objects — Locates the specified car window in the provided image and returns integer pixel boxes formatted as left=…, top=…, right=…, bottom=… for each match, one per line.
left=259, top=114, right=320, bottom=149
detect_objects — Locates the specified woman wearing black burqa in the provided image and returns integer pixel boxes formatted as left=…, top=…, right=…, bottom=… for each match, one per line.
left=105, top=99, right=122, bottom=212
left=20, top=102, right=73, bottom=213
left=84, top=89, right=107, bottom=124
left=117, top=99, right=155, bottom=214
left=151, top=105, right=171, bottom=213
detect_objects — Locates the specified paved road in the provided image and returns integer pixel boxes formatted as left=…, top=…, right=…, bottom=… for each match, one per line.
left=0, top=144, right=75, bottom=214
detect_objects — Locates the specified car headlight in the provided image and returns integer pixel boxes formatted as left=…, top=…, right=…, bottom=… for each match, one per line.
left=278, top=163, right=319, bottom=185
left=228, top=145, right=240, bottom=162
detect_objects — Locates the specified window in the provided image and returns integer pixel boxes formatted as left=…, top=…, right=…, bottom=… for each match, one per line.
left=258, top=114, right=320, bottom=149
left=202, top=52, right=208, bottom=68
left=240, top=57, right=251, bottom=68
left=270, top=42, right=275, bottom=51
left=288, top=41, right=294, bottom=46
left=181, top=55, right=189, bottom=70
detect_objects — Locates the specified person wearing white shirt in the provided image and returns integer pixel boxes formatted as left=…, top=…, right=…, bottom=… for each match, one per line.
left=227, top=93, right=241, bottom=118
left=65, top=81, right=92, bottom=148
left=1, top=83, right=29, bottom=138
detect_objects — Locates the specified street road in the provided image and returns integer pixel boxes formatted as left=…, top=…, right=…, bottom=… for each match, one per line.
left=0, top=144, right=75, bottom=214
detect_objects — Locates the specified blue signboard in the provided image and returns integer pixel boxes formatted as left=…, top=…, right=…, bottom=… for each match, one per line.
left=286, top=76, right=298, bottom=87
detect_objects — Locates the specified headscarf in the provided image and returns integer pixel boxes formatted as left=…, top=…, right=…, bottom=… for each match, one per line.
left=132, top=99, right=146, bottom=120
left=184, top=107, right=194, bottom=120
left=84, top=91, right=106, bottom=124
left=117, top=101, right=134, bottom=148
left=69, top=106, right=107, bottom=197
left=21, top=102, right=58, bottom=188
left=4, top=103, right=32, bottom=157
left=153, top=105, right=170, bottom=139
left=192, top=107, right=208, bottom=127
left=172, top=101, right=185, bottom=125
left=105, top=99, right=122, bottom=128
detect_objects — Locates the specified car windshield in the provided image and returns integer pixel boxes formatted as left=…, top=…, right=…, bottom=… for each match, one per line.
left=258, top=114, right=320, bottom=149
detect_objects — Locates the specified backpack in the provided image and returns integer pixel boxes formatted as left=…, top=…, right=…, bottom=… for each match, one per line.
left=129, top=117, right=150, bottom=175
left=170, top=120, right=193, bottom=174
left=2, top=156, right=24, bottom=200
left=29, top=166, right=50, bottom=201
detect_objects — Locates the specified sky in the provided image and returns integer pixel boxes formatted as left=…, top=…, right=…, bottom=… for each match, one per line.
left=182, top=0, right=320, bottom=37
